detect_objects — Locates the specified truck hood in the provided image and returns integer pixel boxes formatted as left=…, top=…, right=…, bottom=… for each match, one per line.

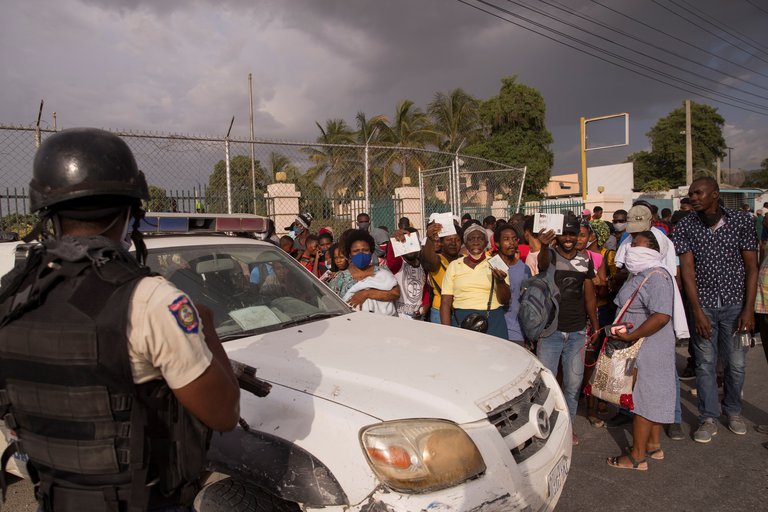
left=224, top=313, right=541, bottom=424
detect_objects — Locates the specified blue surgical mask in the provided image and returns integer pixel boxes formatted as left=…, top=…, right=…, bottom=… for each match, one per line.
left=350, top=252, right=372, bottom=269
left=357, top=222, right=370, bottom=231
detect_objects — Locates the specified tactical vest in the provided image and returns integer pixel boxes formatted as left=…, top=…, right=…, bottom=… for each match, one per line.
left=0, top=237, right=211, bottom=512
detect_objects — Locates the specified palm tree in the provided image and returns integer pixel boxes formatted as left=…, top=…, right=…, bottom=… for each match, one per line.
left=354, top=111, right=390, bottom=197
left=302, top=119, right=356, bottom=194
left=428, top=88, right=481, bottom=153
left=378, top=100, right=438, bottom=189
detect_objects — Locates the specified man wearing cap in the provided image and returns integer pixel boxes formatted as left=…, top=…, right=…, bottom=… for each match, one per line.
left=673, top=177, right=758, bottom=444
left=537, top=214, right=599, bottom=445
left=286, top=213, right=313, bottom=252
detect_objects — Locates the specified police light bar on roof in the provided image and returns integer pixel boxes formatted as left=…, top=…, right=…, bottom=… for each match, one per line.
left=137, top=213, right=269, bottom=234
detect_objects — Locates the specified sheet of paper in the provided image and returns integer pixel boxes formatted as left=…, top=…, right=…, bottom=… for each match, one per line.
left=532, top=213, right=564, bottom=235
left=488, top=254, right=508, bottom=273
left=431, top=212, right=456, bottom=237
left=391, top=232, right=421, bottom=257
left=229, top=305, right=282, bottom=331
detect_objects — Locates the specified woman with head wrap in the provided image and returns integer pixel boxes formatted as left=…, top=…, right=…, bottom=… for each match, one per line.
left=439, top=222, right=511, bottom=339
left=606, top=230, right=676, bottom=470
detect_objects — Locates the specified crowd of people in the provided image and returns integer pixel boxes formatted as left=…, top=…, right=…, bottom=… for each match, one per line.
left=275, top=175, right=768, bottom=471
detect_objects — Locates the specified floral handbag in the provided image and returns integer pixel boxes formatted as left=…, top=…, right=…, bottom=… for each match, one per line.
left=585, top=338, right=644, bottom=410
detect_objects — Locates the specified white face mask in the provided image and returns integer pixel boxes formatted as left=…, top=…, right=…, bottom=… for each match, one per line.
left=613, top=222, right=628, bottom=232
left=624, top=246, right=663, bottom=274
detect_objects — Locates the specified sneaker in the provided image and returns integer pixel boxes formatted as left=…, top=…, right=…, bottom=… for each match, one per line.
left=727, top=416, right=747, bottom=435
left=693, top=419, right=718, bottom=443
left=679, top=367, right=696, bottom=380
left=756, top=424, right=768, bottom=434
left=667, top=423, right=685, bottom=441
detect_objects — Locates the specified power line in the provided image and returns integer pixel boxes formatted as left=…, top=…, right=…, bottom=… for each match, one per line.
left=590, top=0, right=768, bottom=81
left=487, top=0, right=768, bottom=111
left=650, top=0, right=768, bottom=66
left=743, top=0, right=768, bottom=16
left=669, top=0, right=768, bottom=57
left=516, top=0, right=768, bottom=100
left=455, top=0, right=768, bottom=116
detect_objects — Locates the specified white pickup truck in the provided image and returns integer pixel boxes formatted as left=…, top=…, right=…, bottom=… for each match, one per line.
left=1, top=214, right=571, bottom=512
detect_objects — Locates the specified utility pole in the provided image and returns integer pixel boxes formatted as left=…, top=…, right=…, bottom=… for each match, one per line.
left=685, top=100, right=693, bottom=185
left=248, top=73, right=257, bottom=214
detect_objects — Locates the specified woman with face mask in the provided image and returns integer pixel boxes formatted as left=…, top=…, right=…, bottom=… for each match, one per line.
left=439, top=222, right=511, bottom=339
left=606, top=230, right=676, bottom=471
left=328, top=230, right=400, bottom=315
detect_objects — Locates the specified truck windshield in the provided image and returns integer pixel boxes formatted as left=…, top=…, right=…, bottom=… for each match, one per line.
left=144, top=243, right=351, bottom=339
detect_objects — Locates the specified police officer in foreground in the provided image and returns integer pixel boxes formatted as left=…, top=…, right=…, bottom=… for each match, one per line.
left=0, top=128, right=240, bottom=511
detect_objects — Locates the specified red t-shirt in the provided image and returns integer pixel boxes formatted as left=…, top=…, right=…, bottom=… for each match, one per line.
left=518, top=244, right=530, bottom=261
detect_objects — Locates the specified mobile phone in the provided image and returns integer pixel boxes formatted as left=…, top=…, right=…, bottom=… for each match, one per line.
left=607, top=322, right=634, bottom=336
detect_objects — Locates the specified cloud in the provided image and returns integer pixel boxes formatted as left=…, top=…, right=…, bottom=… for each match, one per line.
left=1, top=0, right=767, bottom=180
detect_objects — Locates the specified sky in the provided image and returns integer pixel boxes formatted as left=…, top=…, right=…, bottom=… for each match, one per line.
left=2, top=0, right=768, bottom=178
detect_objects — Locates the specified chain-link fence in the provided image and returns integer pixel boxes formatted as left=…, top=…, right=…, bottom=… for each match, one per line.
left=0, top=125, right=525, bottom=236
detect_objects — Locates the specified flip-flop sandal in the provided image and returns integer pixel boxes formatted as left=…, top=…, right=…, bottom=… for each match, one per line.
left=607, top=452, right=648, bottom=471
left=588, top=415, right=606, bottom=428
left=627, top=445, right=664, bottom=460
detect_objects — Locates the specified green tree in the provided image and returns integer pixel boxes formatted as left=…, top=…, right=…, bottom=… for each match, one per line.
left=378, top=99, right=437, bottom=188
left=464, top=76, right=553, bottom=201
left=354, top=111, right=391, bottom=197
left=272, top=151, right=331, bottom=220
left=302, top=119, right=357, bottom=195
left=146, top=185, right=171, bottom=212
left=628, top=101, right=726, bottom=189
left=428, top=88, right=481, bottom=152
left=207, top=155, right=266, bottom=214
left=745, top=158, right=768, bottom=188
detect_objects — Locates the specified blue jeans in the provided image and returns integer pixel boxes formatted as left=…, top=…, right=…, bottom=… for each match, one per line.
left=692, top=303, right=748, bottom=422
left=430, top=307, right=441, bottom=324
left=537, top=329, right=586, bottom=418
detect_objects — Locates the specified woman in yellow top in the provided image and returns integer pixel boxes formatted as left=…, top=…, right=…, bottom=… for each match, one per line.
left=440, top=222, right=510, bottom=339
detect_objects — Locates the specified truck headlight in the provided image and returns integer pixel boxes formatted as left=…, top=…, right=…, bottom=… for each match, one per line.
left=360, top=419, right=486, bottom=493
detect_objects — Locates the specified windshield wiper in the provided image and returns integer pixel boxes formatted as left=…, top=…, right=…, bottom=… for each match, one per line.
left=280, top=312, right=341, bottom=328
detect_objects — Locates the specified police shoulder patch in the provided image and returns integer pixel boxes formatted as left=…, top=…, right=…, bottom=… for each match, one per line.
left=168, top=295, right=199, bottom=334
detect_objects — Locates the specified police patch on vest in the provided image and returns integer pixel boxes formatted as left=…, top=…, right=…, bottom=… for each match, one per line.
left=168, top=295, right=199, bottom=334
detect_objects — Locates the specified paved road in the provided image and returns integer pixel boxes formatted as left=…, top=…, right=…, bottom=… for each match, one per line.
left=4, top=346, right=768, bottom=511
left=558, top=344, right=768, bottom=512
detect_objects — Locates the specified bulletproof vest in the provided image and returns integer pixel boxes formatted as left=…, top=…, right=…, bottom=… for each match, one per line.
left=0, top=236, right=211, bottom=512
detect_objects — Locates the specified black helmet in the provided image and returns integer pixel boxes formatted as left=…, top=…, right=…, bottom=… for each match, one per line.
left=30, top=128, right=149, bottom=213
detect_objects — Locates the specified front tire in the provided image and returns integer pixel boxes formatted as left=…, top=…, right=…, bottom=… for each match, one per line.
left=194, top=478, right=301, bottom=512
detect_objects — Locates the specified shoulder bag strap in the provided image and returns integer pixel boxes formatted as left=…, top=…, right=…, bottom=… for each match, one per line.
left=614, top=269, right=664, bottom=323
left=485, top=269, right=496, bottom=317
